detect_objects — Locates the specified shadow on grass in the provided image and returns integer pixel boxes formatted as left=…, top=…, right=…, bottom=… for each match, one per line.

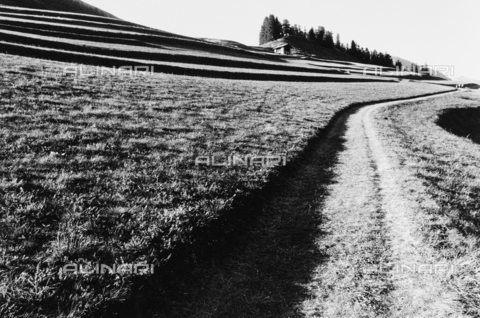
left=437, top=107, right=480, bottom=144
left=125, top=105, right=356, bottom=318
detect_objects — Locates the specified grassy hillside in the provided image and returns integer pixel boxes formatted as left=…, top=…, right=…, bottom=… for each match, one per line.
left=0, top=53, right=455, bottom=318
left=0, top=0, right=117, bottom=18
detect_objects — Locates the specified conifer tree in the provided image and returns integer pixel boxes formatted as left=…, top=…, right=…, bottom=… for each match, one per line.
left=308, top=28, right=316, bottom=41
left=316, top=26, right=325, bottom=44
left=282, top=19, right=291, bottom=36
left=259, top=17, right=269, bottom=44
left=335, top=33, right=341, bottom=49
left=324, top=31, right=334, bottom=47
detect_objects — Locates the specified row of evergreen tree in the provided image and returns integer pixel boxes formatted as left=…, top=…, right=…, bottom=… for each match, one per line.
left=259, top=16, right=335, bottom=48
left=259, top=14, right=395, bottom=67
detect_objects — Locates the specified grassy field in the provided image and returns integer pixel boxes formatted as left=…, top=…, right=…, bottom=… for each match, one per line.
left=0, top=53, right=456, bottom=317
left=374, top=91, right=480, bottom=316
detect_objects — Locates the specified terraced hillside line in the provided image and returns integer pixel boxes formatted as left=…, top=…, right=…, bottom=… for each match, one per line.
left=302, top=91, right=466, bottom=318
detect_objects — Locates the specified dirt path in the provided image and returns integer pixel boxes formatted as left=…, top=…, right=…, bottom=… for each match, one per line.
left=156, top=91, right=466, bottom=318
left=302, top=91, right=467, bottom=317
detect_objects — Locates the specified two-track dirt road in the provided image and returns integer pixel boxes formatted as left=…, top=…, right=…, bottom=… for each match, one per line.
left=159, top=90, right=466, bottom=318
left=301, top=91, right=466, bottom=318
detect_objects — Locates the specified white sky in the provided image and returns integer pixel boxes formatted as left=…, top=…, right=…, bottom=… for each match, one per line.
left=83, top=0, right=480, bottom=80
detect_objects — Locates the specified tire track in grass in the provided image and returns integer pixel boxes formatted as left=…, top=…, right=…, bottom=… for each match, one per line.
left=302, top=91, right=466, bottom=318
left=363, top=94, right=470, bottom=317
left=301, top=100, right=395, bottom=318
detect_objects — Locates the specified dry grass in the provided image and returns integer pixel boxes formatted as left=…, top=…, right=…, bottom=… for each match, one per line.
left=373, top=91, right=480, bottom=316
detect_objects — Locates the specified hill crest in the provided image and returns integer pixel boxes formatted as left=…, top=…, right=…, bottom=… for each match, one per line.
left=0, top=0, right=117, bottom=18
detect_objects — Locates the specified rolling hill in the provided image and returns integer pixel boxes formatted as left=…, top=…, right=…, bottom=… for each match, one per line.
left=0, top=0, right=117, bottom=18
left=0, top=4, right=448, bottom=82
left=450, top=76, right=480, bottom=85
left=392, top=55, right=451, bottom=80
left=392, top=55, right=417, bottom=70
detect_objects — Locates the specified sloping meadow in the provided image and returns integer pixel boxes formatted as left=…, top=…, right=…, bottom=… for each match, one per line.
left=0, top=54, right=454, bottom=317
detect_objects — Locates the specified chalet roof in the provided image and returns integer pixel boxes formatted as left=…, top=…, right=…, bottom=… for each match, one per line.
left=273, top=43, right=291, bottom=49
